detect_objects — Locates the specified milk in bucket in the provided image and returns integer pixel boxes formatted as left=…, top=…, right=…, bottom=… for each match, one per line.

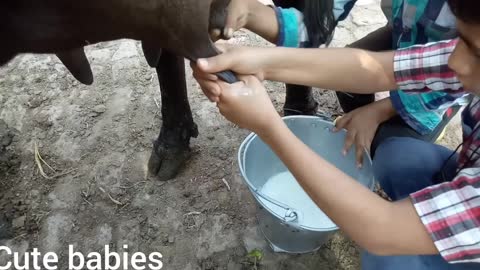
left=259, top=171, right=336, bottom=229
left=239, top=116, right=375, bottom=253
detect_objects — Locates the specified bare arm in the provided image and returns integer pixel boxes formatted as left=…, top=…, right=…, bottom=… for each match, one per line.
left=194, top=46, right=399, bottom=97
left=244, top=1, right=279, bottom=43
left=218, top=0, right=279, bottom=43
left=260, top=119, right=437, bottom=255
left=215, top=76, right=436, bottom=255
left=334, top=97, right=398, bottom=166
left=261, top=47, right=398, bottom=93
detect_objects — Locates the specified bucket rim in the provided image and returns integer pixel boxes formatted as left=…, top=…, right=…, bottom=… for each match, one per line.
left=238, top=115, right=374, bottom=231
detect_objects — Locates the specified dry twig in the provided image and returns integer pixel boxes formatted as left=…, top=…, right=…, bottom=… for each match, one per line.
left=34, top=141, right=77, bottom=179
left=221, top=178, right=231, bottom=191
left=99, top=187, right=124, bottom=206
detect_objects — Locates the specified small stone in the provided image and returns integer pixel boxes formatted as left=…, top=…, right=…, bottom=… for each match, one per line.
left=92, top=105, right=107, bottom=114
left=34, top=114, right=52, bottom=127
left=36, top=133, right=46, bottom=140
left=162, top=234, right=169, bottom=243
left=12, top=216, right=26, bottom=229
left=30, top=190, right=40, bottom=198
left=168, top=236, right=175, bottom=244
left=144, top=75, right=153, bottom=81
left=207, top=136, right=215, bottom=141
left=27, top=97, right=43, bottom=108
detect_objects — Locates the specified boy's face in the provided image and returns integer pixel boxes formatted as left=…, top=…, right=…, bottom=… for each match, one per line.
left=448, top=19, right=480, bottom=94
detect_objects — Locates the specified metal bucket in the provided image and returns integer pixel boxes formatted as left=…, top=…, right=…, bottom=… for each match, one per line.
left=238, top=116, right=375, bottom=253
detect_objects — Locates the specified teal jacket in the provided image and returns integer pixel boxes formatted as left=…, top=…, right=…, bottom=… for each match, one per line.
left=390, top=0, right=468, bottom=134
left=276, top=0, right=468, bottom=134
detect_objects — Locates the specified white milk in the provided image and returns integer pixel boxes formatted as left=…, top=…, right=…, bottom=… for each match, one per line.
left=259, top=171, right=336, bottom=229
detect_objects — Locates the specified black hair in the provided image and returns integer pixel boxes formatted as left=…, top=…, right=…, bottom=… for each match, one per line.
left=448, top=0, right=480, bottom=24
left=273, top=0, right=336, bottom=47
left=303, top=0, right=335, bottom=47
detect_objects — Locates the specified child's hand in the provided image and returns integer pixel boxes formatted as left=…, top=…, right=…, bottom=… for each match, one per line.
left=216, top=75, right=281, bottom=134
left=210, top=0, right=253, bottom=40
left=210, top=0, right=278, bottom=43
left=191, top=44, right=267, bottom=102
left=333, top=102, right=386, bottom=167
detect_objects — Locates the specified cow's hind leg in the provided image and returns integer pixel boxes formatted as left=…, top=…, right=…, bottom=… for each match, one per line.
left=148, top=50, right=198, bottom=180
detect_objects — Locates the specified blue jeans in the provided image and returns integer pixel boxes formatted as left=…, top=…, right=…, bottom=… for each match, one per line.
left=361, top=137, right=478, bottom=270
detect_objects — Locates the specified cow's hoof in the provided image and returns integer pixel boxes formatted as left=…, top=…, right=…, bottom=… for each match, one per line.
left=148, top=141, right=191, bottom=181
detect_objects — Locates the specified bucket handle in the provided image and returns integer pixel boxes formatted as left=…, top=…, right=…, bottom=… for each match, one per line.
left=239, top=133, right=301, bottom=224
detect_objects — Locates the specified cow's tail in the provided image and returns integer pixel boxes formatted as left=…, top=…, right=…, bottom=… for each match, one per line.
left=303, top=0, right=335, bottom=48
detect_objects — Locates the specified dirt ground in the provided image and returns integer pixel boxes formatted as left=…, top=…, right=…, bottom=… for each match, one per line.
left=0, top=0, right=462, bottom=269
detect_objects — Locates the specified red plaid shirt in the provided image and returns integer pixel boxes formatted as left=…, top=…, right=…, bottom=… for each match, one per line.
left=394, top=39, right=480, bottom=264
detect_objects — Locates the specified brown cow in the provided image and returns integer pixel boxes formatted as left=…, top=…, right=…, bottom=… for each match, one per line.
left=1, top=0, right=330, bottom=180
left=1, top=0, right=237, bottom=180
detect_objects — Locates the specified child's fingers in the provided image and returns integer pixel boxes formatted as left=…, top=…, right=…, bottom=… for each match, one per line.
left=333, top=115, right=351, bottom=132
left=342, top=130, right=356, bottom=156
left=196, top=80, right=221, bottom=102
left=355, top=143, right=364, bottom=168
left=210, top=29, right=222, bottom=41
left=223, top=27, right=234, bottom=40
left=191, top=62, right=219, bottom=81
left=215, top=43, right=231, bottom=54
left=224, top=2, right=240, bottom=39
left=192, top=68, right=218, bottom=82
left=204, top=83, right=221, bottom=102
left=197, top=47, right=235, bottom=73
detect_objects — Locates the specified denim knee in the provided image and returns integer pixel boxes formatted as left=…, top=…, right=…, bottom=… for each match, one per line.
left=372, top=137, right=449, bottom=200
left=361, top=250, right=480, bottom=270
left=373, top=137, right=410, bottom=176
left=373, top=138, right=413, bottom=198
